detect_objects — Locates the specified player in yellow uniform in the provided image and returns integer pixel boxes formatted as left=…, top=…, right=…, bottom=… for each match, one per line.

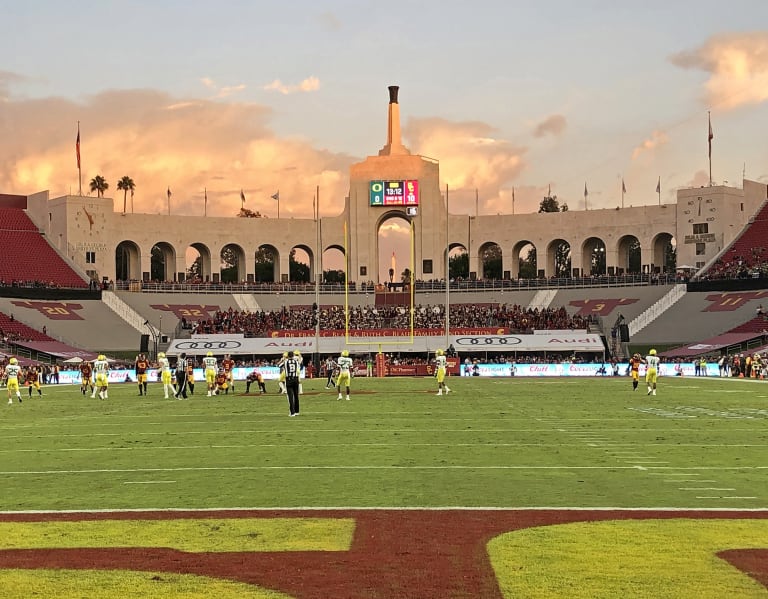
left=157, top=352, right=175, bottom=399
left=6, top=357, right=22, bottom=404
left=435, top=349, right=451, bottom=396
left=336, top=350, right=353, bottom=401
left=645, top=349, right=660, bottom=396
left=93, top=354, right=110, bottom=400
left=202, top=351, right=217, bottom=397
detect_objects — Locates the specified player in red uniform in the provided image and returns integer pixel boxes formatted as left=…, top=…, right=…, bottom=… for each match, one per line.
left=135, top=353, right=149, bottom=396
left=25, top=366, right=42, bottom=398
left=629, top=353, right=645, bottom=391
left=221, top=354, right=236, bottom=392
left=79, top=360, right=94, bottom=396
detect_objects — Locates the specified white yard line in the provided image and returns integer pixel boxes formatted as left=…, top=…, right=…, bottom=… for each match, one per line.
left=123, top=481, right=177, bottom=485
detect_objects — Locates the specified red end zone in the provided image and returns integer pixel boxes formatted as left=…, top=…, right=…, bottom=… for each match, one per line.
left=0, top=509, right=766, bottom=598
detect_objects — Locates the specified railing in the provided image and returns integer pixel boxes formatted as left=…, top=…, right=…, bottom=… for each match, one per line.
left=101, top=290, right=151, bottom=334
left=628, top=284, right=687, bottom=337
left=114, top=273, right=681, bottom=295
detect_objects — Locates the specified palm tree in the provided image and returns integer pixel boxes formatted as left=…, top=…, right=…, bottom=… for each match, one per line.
left=116, top=176, right=136, bottom=213
left=89, top=175, right=109, bottom=198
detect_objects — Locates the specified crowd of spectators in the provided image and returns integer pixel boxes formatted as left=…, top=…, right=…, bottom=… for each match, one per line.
left=190, top=303, right=595, bottom=337
left=0, top=279, right=66, bottom=289
left=696, top=248, right=768, bottom=281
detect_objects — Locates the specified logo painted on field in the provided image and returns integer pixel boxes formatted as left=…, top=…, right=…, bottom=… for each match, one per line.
left=568, top=298, right=638, bottom=316
left=703, top=291, right=768, bottom=312
left=0, top=511, right=764, bottom=597
left=10, top=301, right=85, bottom=320
left=150, top=304, right=221, bottom=320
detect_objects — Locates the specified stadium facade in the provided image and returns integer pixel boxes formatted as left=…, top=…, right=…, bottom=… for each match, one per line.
left=21, top=87, right=768, bottom=286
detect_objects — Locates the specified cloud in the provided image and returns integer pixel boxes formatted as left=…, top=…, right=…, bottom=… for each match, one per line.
left=0, top=88, right=353, bottom=218
left=0, top=70, right=28, bottom=99
left=317, top=11, right=342, bottom=31
left=670, top=32, right=768, bottom=109
left=631, top=129, right=669, bottom=160
left=199, top=77, right=246, bottom=99
left=686, top=170, right=711, bottom=188
left=533, top=114, right=567, bottom=138
left=263, top=76, right=320, bottom=95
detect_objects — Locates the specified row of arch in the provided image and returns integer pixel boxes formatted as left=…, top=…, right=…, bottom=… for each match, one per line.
left=116, top=230, right=675, bottom=283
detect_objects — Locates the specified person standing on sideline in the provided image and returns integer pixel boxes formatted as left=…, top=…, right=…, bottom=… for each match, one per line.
left=435, top=349, right=451, bottom=395
left=157, top=352, right=175, bottom=399
left=174, top=353, right=188, bottom=399
left=325, top=356, right=336, bottom=389
left=92, top=354, right=110, bottom=400
left=645, top=349, right=660, bottom=396
left=6, top=357, right=22, bottom=404
left=366, top=356, right=373, bottom=377
left=203, top=351, right=217, bottom=397
left=336, top=350, right=353, bottom=401
left=285, top=350, right=302, bottom=416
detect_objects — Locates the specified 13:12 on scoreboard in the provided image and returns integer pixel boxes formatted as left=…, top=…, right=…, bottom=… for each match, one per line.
left=369, top=180, right=419, bottom=206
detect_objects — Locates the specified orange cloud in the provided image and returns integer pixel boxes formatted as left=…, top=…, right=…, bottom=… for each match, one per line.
left=670, top=32, right=768, bottom=109
left=533, top=114, right=567, bottom=138
left=686, top=170, right=711, bottom=188
left=263, top=76, right=320, bottom=95
left=632, top=130, right=669, bottom=159
left=200, top=77, right=246, bottom=99
left=0, top=88, right=352, bottom=218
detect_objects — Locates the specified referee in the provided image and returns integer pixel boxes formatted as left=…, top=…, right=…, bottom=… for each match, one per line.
left=285, top=350, right=301, bottom=417
left=174, top=352, right=188, bottom=399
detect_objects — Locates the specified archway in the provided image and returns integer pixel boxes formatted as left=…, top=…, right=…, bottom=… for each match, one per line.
left=582, top=236, right=606, bottom=276
left=448, top=244, right=468, bottom=281
left=652, top=233, right=676, bottom=273
left=290, top=245, right=312, bottom=283
left=150, top=242, right=176, bottom=282
left=185, top=243, right=212, bottom=283
left=377, top=213, right=412, bottom=285
left=617, top=235, right=641, bottom=274
left=547, top=238, right=571, bottom=278
left=221, top=243, right=246, bottom=283
left=322, top=245, right=346, bottom=284
left=478, top=241, right=502, bottom=280
left=256, top=244, right=279, bottom=282
left=115, top=241, right=140, bottom=281
left=513, top=240, right=537, bottom=279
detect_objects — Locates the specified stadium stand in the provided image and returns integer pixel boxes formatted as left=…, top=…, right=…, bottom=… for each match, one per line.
left=698, top=200, right=768, bottom=280
left=0, top=208, right=88, bottom=288
left=0, top=310, right=54, bottom=342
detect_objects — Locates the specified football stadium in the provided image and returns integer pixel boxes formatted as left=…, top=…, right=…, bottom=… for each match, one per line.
left=1, top=88, right=767, bottom=598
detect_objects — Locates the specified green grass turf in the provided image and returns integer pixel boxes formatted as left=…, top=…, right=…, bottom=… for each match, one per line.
left=1, top=375, right=767, bottom=511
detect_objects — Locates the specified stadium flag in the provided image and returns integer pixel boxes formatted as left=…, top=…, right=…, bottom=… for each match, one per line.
left=708, top=112, right=713, bottom=158
left=656, top=176, right=661, bottom=194
left=76, top=125, right=81, bottom=170
left=621, top=178, right=626, bottom=194
left=271, top=190, right=280, bottom=201
left=584, top=182, right=588, bottom=210
left=204, top=187, right=208, bottom=216
left=240, top=188, right=246, bottom=204
left=167, top=187, right=172, bottom=199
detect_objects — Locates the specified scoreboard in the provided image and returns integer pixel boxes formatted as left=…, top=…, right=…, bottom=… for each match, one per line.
left=369, top=180, right=419, bottom=206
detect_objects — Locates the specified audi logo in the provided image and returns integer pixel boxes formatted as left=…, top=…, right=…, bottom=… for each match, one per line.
left=174, top=341, right=243, bottom=350
left=455, top=336, right=522, bottom=346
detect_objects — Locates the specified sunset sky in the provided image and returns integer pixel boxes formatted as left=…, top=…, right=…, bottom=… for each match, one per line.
left=2, top=1, right=768, bottom=276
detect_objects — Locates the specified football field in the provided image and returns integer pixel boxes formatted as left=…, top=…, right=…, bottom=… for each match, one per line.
left=2, top=375, right=766, bottom=510
left=1, top=375, right=767, bottom=598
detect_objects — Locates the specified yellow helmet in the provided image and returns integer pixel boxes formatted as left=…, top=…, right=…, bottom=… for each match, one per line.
left=436, top=349, right=444, bottom=356
left=282, top=351, right=288, bottom=358
left=294, top=350, right=301, bottom=356
left=206, top=351, right=213, bottom=357
left=649, top=349, right=657, bottom=356
left=158, top=352, right=165, bottom=359
left=98, top=354, right=106, bottom=361
left=9, top=357, right=17, bottom=365
left=341, top=350, right=349, bottom=357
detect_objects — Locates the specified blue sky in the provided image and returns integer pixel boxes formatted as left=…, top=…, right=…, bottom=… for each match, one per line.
left=2, top=0, right=768, bottom=223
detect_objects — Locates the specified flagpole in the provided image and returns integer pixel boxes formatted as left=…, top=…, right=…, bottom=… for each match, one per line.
left=708, top=111, right=713, bottom=187
left=657, top=177, right=661, bottom=205
left=584, top=182, right=588, bottom=211
left=76, top=121, right=82, bottom=196
left=475, top=188, right=479, bottom=217
left=445, top=183, right=450, bottom=346
left=204, top=188, right=207, bottom=217
left=621, top=177, right=625, bottom=209
left=512, top=187, right=515, bottom=215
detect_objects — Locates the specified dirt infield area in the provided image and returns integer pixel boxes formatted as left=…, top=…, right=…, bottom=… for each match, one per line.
left=0, top=509, right=766, bottom=598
